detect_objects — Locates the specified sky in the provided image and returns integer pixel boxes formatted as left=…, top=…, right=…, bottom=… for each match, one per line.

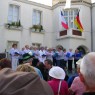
left=92, top=0, right=95, bottom=3
left=28, top=0, right=95, bottom=6
left=28, top=0, right=52, bottom=6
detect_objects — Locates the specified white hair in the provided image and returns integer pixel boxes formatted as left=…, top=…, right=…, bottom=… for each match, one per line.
left=80, top=52, right=95, bottom=88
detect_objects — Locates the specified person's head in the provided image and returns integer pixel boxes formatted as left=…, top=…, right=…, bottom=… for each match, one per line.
left=32, top=58, right=40, bottom=67
left=22, top=47, right=25, bottom=51
left=48, top=48, right=52, bottom=52
left=22, top=53, right=34, bottom=65
left=25, top=45, right=29, bottom=49
left=0, top=58, right=11, bottom=70
left=40, top=47, right=44, bottom=51
left=79, top=52, right=95, bottom=91
left=12, top=44, right=17, bottom=49
left=63, top=49, right=66, bottom=52
left=75, top=49, right=79, bottom=53
left=16, top=64, right=36, bottom=73
left=57, top=47, right=62, bottom=52
left=30, top=46, right=33, bottom=50
left=44, top=59, right=53, bottom=69
left=69, top=49, right=72, bottom=52
left=49, top=66, right=65, bottom=80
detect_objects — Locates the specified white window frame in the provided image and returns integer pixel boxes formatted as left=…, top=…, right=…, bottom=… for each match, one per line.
left=63, top=9, right=78, bottom=29
left=8, top=4, right=20, bottom=23
left=32, top=9, right=42, bottom=25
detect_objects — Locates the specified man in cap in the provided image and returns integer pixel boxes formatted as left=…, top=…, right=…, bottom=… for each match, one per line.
left=22, top=53, right=43, bottom=79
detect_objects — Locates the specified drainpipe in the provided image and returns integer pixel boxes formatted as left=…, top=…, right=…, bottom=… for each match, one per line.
left=91, top=5, right=93, bottom=51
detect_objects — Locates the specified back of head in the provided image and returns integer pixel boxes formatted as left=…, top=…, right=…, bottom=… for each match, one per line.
left=16, top=64, right=36, bottom=73
left=0, top=58, right=11, bottom=69
left=45, top=59, right=53, bottom=66
left=32, top=58, right=39, bottom=67
left=0, top=68, right=53, bottom=95
left=80, top=52, right=95, bottom=88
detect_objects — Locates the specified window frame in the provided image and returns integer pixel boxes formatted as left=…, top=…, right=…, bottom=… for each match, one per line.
left=63, top=8, right=79, bottom=29
left=32, top=9, right=42, bottom=25
left=8, top=4, right=20, bottom=23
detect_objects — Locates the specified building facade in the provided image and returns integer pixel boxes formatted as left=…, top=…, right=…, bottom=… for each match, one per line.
left=0, top=0, right=95, bottom=53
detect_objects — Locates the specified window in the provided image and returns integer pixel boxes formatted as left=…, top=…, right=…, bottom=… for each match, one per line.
left=8, top=4, right=20, bottom=23
left=32, top=10, right=42, bottom=25
left=63, top=9, right=78, bottom=29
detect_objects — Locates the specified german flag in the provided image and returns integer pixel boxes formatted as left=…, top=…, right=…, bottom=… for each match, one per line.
left=74, top=12, right=84, bottom=32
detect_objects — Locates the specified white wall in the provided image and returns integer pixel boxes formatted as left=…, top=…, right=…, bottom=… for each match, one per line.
left=52, top=4, right=91, bottom=51
left=0, top=0, right=53, bottom=52
left=92, top=4, right=95, bottom=51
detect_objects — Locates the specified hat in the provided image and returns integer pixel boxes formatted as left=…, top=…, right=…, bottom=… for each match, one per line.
left=22, top=53, right=34, bottom=61
left=0, top=68, right=54, bottom=95
left=49, top=66, right=65, bottom=80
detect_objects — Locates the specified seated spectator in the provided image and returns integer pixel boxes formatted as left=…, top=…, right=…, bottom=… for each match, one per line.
left=0, top=68, right=54, bottom=95
left=48, top=66, right=68, bottom=95
left=79, top=52, right=95, bottom=95
left=0, top=58, right=11, bottom=69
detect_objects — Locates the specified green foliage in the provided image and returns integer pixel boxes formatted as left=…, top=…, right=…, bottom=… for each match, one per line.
left=31, top=25, right=43, bottom=32
left=6, top=20, right=21, bottom=28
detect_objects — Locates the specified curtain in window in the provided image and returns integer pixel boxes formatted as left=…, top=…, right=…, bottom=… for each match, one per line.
left=8, top=5, right=19, bottom=23
left=32, top=10, right=41, bottom=25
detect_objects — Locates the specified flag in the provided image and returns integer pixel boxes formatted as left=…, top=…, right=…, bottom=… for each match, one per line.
left=74, top=12, right=84, bottom=32
left=61, top=11, right=69, bottom=29
left=64, top=0, right=71, bottom=9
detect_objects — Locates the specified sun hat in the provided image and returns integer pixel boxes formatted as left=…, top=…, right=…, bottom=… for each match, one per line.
left=49, top=66, right=65, bottom=80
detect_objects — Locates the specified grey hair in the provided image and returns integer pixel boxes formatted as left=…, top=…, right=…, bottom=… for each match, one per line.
left=80, top=52, right=95, bottom=88
left=23, top=58, right=33, bottom=64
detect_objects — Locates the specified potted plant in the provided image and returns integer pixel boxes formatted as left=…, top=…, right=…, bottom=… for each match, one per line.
left=30, top=25, right=43, bottom=32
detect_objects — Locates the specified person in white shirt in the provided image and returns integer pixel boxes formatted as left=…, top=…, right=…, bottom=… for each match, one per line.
left=67, top=49, right=74, bottom=72
left=56, top=47, right=64, bottom=69
left=46, top=48, right=53, bottom=61
left=63, top=49, right=68, bottom=69
left=23, top=45, right=31, bottom=54
left=9, top=44, right=20, bottom=70
left=38, top=47, right=46, bottom=63
left=33, top=47, right=39, bottom=59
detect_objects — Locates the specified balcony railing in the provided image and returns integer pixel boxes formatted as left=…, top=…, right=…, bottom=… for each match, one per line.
left=58, top=29, right=85, bottom=39
left=59, top=29, right=82, bottom=36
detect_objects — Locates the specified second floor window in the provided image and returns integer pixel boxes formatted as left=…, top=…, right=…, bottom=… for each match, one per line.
left=63, top=9, right=78, bottom=29
left=8, top=4, right=20, bottom=23
left=32, top=10, right=42, bottom=25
